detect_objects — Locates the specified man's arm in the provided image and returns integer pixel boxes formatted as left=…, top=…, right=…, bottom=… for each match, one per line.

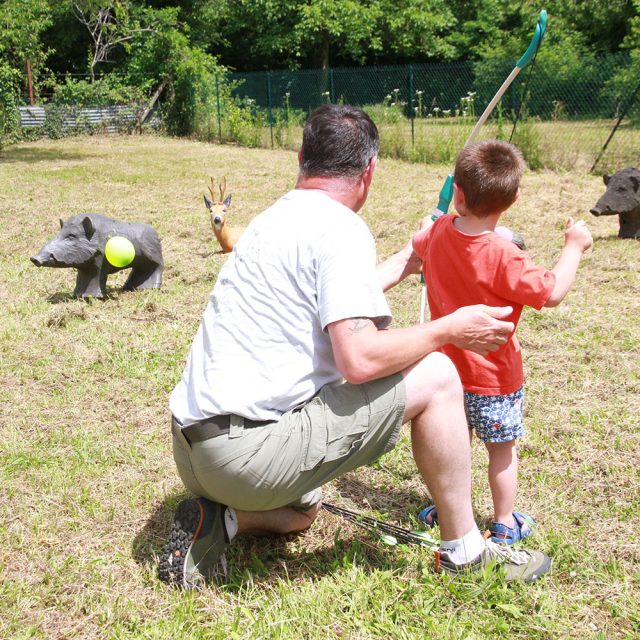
left=327, top=305, right=514, bottom=384
left=377, top=215, right=433, bottom=292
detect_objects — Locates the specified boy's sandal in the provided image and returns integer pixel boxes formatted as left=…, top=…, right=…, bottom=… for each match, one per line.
left=418, top=505, right=439, bottom=528
left=490, top=511, right=535, bottom=545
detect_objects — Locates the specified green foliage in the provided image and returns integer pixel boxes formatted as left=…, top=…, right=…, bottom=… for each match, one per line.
left=39, top=104, right=71, bottom=140
left=605, top=0, right=640, bottom=123
left=1, top=0, right=638, bottom=154
left=50, top=77, right=144, bottom=107
left=444, top=0, right=506, bottom=60
left=271, top=95, right=306, bottom=148
left=0, top=0, right=52, bottom=69
left=162, top=35, right=225, bottom=137
left=223, top=98, right=265, bottom=147
left=472, top=33, right=625, bottom=122
left=0, top=0, right=52, bottom=103
left=507, top=115, right=544, bottom=170
left=542, top=0, right=636, bottom=55
left=377, top=0, right=457, bottom=60
left=175, top=1, right=640, bottom=70
left=121, top=7, right=231, bottom=138
left=365, top=90, right=406, bottom=124
left=72, top=0, right=148, bottom=82
left=0, top=63, right=21, bottom=149
left=294, top=0, right=383, bottom=68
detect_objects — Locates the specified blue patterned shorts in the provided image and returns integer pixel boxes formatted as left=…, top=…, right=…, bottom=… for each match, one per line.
left=463, top=386, right=525, bottom=443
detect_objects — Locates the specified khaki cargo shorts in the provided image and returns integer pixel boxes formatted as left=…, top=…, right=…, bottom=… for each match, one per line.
left=172, top=372, right=405, bottom=511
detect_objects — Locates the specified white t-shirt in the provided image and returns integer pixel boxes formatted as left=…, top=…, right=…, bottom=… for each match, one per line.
left=170, top=189, right=392, bottom=424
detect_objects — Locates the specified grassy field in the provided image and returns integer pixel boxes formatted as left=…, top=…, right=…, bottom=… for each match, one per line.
left=0, top=134, right=638, bottom=640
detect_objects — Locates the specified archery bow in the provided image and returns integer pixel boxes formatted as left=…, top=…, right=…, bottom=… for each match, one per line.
left=419, top=9, right=548, bottom=322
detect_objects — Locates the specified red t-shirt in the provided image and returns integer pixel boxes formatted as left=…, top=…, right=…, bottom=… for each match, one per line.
left=413, top=215, right=556, bottom=395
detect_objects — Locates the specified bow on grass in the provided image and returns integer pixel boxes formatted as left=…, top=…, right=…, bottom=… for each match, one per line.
left=419, top=9, right=548, bottom=323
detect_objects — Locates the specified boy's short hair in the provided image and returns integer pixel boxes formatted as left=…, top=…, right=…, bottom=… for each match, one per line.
left=454, top=140, right=525, bottom=217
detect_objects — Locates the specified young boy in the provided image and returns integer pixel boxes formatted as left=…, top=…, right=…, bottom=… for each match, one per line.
left=413, top=139, right=592, bottom=544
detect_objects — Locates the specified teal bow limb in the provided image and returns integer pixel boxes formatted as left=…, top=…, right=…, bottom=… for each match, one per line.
left=433, top=174, right=454, bottom=218
left=431, top=9, right=548, bottom=218
left=421, top=10, right=548, bottom=322
left=517, top=10, right=547, bottom=69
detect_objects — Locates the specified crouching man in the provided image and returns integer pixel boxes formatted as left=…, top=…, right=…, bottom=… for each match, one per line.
left=159, top=104, right=551, bottom=589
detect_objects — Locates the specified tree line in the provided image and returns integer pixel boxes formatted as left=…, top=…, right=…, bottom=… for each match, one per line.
left=1, top=0, right=639, bottom=143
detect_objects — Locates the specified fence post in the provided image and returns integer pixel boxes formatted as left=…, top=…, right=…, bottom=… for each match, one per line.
left=330, top=68, right=335, bottom=103
left=25, top=60, right=35, bottom=106
left=215, top=75, right=222, bottom=141
left=267, top=71, right=274, bottom=148
left=408, top=64, right=415, bottom=147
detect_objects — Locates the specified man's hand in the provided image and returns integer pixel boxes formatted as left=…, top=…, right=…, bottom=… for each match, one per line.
left=446, top=305, right=515, bottom=355
left=378, top=214, right=437, bottom=290
left=403, top=214, right=436, bottom=275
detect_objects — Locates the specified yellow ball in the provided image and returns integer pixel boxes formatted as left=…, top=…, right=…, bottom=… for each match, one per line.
left=105, top=236, right=135, bottom=268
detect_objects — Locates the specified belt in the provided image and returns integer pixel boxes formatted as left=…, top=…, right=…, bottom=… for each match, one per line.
left=176, top=414, right=273, bottom=444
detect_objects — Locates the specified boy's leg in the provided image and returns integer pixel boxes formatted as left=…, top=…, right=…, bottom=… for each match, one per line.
left=404, top=355, right=549, bottom=581
left=485, top=440, right=518, bottom=528
left=464, top=386, right=534, bottom=542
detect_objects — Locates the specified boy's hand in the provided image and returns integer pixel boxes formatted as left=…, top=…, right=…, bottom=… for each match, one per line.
left=564, top=217, right=593, bottom=253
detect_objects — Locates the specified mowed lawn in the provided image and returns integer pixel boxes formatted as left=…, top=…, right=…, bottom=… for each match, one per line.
left=0, top=135, right=638, bottom=640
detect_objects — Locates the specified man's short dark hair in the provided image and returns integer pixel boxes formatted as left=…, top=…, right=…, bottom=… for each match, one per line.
left=299, top=104, right=380, bottom=179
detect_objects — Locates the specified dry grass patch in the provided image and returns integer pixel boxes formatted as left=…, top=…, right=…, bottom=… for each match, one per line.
left=0, top=134, right=638, bottom=639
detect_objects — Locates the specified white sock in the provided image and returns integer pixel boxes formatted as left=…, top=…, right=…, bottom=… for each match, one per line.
left=223, top=506, right=238, bottom=541
left=439, top=526, right=486, bottom=565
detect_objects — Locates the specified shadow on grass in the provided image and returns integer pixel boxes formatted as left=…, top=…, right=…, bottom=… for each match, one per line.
left=0, top=146, right=97, bottom=164
left=47, top=291, right=80, bottom=304
left=593, top=233, right=640, bottom=242
left=45, top=286, right=128, bottom=304
left=133, top=489, right=412, bottom=590
left=132, top=489, right=190, bottom=571
left=331, top=475, right=494, bottom=532
left=332, top=475, right=425, bottom=520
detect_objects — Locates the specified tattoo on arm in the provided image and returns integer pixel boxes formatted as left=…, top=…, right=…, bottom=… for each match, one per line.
left=347, top=318, right=371, bottom=335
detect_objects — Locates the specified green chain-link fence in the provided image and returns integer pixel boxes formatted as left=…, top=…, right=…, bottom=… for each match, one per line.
left=217, top=54, right=639, bottom=174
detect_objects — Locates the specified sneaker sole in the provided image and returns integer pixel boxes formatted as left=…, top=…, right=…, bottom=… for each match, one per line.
left=158, top=499, right=205, bottom=589
left=437, top=549, right=552, bottom=583
left=515, top=550, right=551, bottom=583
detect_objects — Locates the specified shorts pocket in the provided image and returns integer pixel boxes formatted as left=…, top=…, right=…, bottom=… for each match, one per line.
left=324, top=382, right=370, bottom=461
left=300, top=397, right=327, bottom=471
left=324, top=407, right=368, bottom=461
left=299, top=384, right=370, bottom=470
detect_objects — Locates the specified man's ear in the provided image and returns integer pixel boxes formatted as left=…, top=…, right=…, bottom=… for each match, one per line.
left=297, top=149, right=303, bottom=166
left=363, top=156, right=377, bottom=187
left=512, top=188, right=521, bottom=205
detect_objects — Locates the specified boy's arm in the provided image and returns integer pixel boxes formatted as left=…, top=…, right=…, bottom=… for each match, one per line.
left=545, top=217, right=593, bottom=308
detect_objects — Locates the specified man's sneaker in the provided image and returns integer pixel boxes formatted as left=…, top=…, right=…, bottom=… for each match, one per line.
left=436, top=539, right=551, bottom=583
left=158, top=497, right=229, bottom=589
